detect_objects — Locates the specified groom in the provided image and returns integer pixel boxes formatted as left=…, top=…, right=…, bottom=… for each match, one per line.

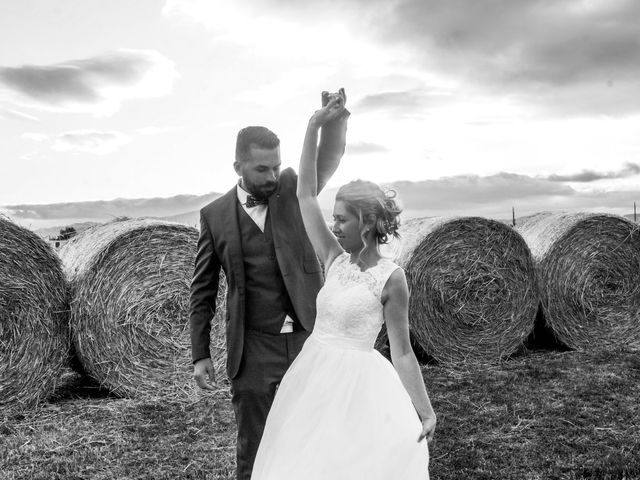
left=190, top=90, right=348, bottom=480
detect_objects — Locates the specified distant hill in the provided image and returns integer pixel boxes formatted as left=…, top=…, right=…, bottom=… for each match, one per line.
left=4, top=192, right=222, bottom=225
left=4, top=180, right=638, bottom=234
left=5, top=192, right=223, bottom=232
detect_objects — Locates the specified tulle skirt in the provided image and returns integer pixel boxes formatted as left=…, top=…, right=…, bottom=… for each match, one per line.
left=251, top=333, right=430, bottom=480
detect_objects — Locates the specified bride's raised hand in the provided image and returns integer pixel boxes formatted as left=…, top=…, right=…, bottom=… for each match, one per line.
left=418, top=414, right=437, bottom=444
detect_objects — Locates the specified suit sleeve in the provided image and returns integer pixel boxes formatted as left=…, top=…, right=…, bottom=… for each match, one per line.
left=316, top=109, right=349, bottom=193
left=190, top=211, right=221, bottom=363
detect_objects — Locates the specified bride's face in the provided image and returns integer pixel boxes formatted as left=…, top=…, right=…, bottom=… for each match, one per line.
left=332, top=200, right=365, bottom=252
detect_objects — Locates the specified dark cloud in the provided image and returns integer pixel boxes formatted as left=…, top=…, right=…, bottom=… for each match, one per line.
left=387, top=173, right=637, bottom=219
left=546, top=162, right=640, bottom=182
left=375, top=1, right=640, bottom=78
left=389, top=173, right=574, bottom=209
left=2, top=64, right=100, bottom=103
left=0, top=50, right=175, bottom=112
left=380, top=0, right=640, bottom=116
left=346, top=141, right=390, bottom=155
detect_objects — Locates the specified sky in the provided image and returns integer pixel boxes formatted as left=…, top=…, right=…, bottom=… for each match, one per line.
left=1, top=0, right=639, bottom=219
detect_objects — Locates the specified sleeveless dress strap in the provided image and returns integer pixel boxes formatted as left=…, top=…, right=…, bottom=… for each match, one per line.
left=371, top=260, right=402, bottom=300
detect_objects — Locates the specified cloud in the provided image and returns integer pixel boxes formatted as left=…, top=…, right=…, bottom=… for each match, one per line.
left=0, top=50, right=177, bottom=115
left=22, top=130, right=132, bottom=155
left=163, top=0, right=395, bottom=71
left=229, top=0, right=640, bottom=117
left=346, top=141, right=390, bottom=155
left=371, top=0, right=640, bottom=116
left=0, top=107, right=39, bottom=122
left=353, top=89, right=455, bottom=117
left=319, top=170, right=638, bottom=219
left=546, top=162, right=640, bottom=182
left=22, top=132, right=49, bottom=142
left=52, top=131, right=132, bottom=154
left=391, top=173, right=575, bottom=209
left=136, top=126, right=179, bottom=136
left=384, top=172, right=638, bottom=219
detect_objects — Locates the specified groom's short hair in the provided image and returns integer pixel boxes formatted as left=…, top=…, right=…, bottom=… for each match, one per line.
left=235, top=126, right=280, bottom=163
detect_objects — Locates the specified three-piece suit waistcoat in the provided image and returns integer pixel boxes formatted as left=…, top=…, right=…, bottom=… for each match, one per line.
left=237, top=205, right=300, bottom=333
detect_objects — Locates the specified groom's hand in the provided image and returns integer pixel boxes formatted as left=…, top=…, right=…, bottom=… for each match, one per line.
left=194, top=357, right=216, bottom=391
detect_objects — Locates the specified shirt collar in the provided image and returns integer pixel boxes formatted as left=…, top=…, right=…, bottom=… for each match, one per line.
left=236, top=180, right=250, bottom=205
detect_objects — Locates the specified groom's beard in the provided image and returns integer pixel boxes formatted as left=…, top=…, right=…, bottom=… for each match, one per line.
left=243, top=178, right=278, bottom=200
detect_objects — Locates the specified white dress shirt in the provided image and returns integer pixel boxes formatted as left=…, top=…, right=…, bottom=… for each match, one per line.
left=236, top=183, right=294, bottom=333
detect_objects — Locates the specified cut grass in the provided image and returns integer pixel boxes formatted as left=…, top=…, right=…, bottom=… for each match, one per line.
left=1, top=348, right=639, bottom=480
left=431, top=348, right=640, bottom=479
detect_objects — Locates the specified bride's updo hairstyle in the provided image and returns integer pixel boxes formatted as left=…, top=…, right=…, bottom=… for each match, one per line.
left=335, top=180, right=402, bottom=245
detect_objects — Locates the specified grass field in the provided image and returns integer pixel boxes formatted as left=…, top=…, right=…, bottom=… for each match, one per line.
left=2, top=347, right=639, bottom=480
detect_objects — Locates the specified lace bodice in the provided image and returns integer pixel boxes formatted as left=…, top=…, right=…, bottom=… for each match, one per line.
left=312, top=252, right=401, bottom=350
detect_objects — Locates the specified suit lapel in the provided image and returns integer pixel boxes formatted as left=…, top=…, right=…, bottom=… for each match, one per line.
left=267, top=181, right=290, bottom=277
left=267, top=183, right=280, bottom=233
left=220, top=187, right=245, bottom=289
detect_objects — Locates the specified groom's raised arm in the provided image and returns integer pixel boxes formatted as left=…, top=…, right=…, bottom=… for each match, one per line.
left=316, top=89, right=349, bottom=193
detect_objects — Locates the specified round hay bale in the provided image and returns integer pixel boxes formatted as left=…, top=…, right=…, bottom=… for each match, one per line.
left=59, top=219, right=227, bottom=399
left=396, top=216, right=538, bottom=363
left=0, top=217, right=69, bottom=410
left=515, top=212, right=640, bottom=350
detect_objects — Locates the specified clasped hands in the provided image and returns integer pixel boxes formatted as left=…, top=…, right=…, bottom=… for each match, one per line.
left=311, top=88, right=349, bottom=128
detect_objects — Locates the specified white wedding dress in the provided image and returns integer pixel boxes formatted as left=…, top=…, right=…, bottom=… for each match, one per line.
left=251, top=252, right=430, bottom=479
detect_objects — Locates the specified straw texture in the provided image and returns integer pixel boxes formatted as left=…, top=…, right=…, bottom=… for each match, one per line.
left=0, top=217, right=69, bottom=409
left=515, top=212, right=640, bottom=350
left=59, top=219, right=227, bottom=399
left=396, top=217, right=538, bottom=363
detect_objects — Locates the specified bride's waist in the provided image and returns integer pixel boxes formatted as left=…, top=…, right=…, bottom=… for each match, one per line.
left=308, top=331, right=374, bottom=352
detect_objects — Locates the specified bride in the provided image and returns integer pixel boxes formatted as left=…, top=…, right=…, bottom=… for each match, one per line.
left=250, top=90, right=437, bottom=479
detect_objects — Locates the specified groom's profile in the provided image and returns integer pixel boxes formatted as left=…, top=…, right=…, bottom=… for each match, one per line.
left=190, top=91, right=348, bottom=480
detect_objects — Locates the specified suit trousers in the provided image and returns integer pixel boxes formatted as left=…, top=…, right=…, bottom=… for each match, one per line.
left=230, top=328, right=310, bottom=480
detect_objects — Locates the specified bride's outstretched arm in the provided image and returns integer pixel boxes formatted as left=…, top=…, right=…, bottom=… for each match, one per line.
left=297, top=93, right=346, bottom=268
left=383, top=269, right=437, bottom=443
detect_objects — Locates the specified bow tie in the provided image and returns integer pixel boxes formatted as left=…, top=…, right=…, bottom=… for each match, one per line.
left=245, top=195, right=269, bottom=208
